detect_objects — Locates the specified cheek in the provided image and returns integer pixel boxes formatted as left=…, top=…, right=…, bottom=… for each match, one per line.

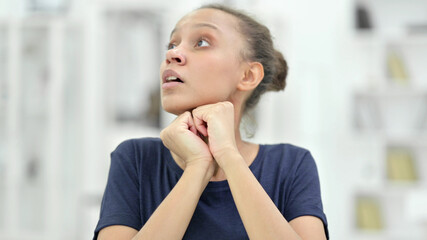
left=159, top=61, right=166, bottom=79
left=195, top=54, right=241, bottom=83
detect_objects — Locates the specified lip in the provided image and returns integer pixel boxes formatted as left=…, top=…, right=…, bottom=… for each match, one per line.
left=162, top=69, right=183, bottom=84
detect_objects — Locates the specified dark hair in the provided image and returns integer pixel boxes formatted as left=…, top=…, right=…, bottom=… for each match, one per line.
left=199, top=4, right=288, bottom=112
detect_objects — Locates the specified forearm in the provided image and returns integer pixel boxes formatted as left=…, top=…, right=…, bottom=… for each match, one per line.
left=132, top=165, right=211, bottom=240
left=222, top=153, right=302, bottom=240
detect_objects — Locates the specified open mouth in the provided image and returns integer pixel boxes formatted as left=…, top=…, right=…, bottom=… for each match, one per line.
left=165, top=76, right=183, bottom=83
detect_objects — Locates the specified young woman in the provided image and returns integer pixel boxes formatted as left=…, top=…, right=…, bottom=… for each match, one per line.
left=94, top=4, right=328, bottom=240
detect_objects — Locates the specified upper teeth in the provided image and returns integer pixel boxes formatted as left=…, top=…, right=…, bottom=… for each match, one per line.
left=166, top=76, right=177, bottom=81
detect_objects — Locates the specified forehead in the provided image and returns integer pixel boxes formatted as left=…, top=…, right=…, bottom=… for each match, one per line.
left=172, top=8, right=240, bottom=36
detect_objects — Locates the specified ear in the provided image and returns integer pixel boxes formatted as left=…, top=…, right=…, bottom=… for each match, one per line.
left=237, top=62, right=264, bottom=91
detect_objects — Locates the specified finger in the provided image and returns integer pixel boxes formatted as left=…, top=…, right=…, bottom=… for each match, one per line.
left=186, top=114, right=198, bottom=135
left=178, top=111, right=197, bottom=135
left=192, top=109, right=209, bottom=137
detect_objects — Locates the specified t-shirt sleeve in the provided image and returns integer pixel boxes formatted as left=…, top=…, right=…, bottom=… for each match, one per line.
left=93, top=139, right=142, bottom=239
left=284, top=150, right=329, bottom=239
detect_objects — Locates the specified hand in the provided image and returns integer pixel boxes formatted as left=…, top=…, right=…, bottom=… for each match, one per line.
left=192, top=101, right=241, bottom=167
left=160, top=111, right=215, bottom=173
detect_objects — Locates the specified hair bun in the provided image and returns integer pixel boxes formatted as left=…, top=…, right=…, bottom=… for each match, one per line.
left=269, top=50, right=288, bottom=91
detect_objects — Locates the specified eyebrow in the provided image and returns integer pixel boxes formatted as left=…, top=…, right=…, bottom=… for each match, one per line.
left=170, top=23, right=220, bottom=38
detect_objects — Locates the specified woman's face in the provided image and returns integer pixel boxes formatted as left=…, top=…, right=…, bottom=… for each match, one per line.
left=160, top=8, right=247, bottom=115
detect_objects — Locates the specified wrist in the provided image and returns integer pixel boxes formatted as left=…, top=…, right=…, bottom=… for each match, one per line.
left=184, top=161, right=215, bottom=183
left=215, top=150, right=245, bottom=170
left=212, top=145, right=239, bottom=161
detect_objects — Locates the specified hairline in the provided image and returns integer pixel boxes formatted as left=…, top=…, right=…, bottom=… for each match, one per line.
left=198, top=6, right=254, bottom=61
left=169, top=22, right=221, bottom=38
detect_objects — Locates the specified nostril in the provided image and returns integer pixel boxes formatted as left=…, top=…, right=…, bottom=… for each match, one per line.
left=166, top=51, right=185, bottom=65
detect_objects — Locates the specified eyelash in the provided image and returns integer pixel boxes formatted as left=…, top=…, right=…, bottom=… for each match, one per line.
left=196, top=38, right=210, bottom=47
left=166, top=37, right=210, bottom=50
left=166, top=42, right=176, bottom=50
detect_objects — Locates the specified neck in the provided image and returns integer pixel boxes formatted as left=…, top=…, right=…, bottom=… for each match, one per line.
left=209, top=102, right=258, bottom=181
left=233, top=100, right=249, bottom=156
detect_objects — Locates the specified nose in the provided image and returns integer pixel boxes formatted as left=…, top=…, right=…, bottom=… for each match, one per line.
left=165, top=48, right=186, bottom=65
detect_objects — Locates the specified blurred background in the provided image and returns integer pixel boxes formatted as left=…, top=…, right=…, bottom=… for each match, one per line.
left=1, top=0, right=427, bottom=239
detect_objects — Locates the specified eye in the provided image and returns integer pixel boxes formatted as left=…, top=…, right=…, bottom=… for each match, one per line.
left=166, top=43, right=176, bottom=50
left=196, top=39, right=210, bottom=48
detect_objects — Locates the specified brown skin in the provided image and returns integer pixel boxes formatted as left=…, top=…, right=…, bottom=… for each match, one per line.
left=160, top=8, right=246, bottom=116
left=98, top=8, right=326, bottom=240
left=160, top=8, right=261, bottom=180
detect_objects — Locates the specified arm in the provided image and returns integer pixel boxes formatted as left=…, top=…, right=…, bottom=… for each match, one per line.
left=192, top=102, right=327, bottom=240
left=98, top=112, right=216, bottom=240
left=219, top=152, right=326, bottom=240
left=98, top=165, right=211, bottom=240
left=132, top=164, right=212, bottom=240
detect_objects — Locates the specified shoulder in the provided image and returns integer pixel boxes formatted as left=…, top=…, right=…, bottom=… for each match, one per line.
left=113, top=137, right=164, bottom=155
left=109, top=137, right=168, bottom=175
left=262, top=143, right=313, bottom=162
left=260, top=143, right=317, bottom=174
left=111, top=137, right=166, bottom=164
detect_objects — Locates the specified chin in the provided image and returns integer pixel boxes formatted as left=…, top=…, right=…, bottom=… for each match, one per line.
left=161, top=101, right=194, bottom=116
left=163, top=108, right=185, bottom=116
left=162, top=96, right=229, bottom=115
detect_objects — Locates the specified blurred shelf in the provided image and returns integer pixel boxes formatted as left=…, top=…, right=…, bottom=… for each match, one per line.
left=354, top=30, right=427, bottom=41
left=352, top=0, right=427, bottom=239
left=353, top=89, right=427, bottom=136
left=354, top=87, right=427, bottom=97
left=352, top=186, right=427, bottom=239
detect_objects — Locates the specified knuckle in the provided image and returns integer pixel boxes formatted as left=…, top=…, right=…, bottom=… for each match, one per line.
left=178, top=111, right=189, bottom=119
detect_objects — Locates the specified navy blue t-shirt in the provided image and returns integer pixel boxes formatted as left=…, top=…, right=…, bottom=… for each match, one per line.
left=93, top=138, right=329, bottom=239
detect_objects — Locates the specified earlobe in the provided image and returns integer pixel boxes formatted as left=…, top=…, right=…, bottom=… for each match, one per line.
left=237, top=62, right=264, bottom=91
